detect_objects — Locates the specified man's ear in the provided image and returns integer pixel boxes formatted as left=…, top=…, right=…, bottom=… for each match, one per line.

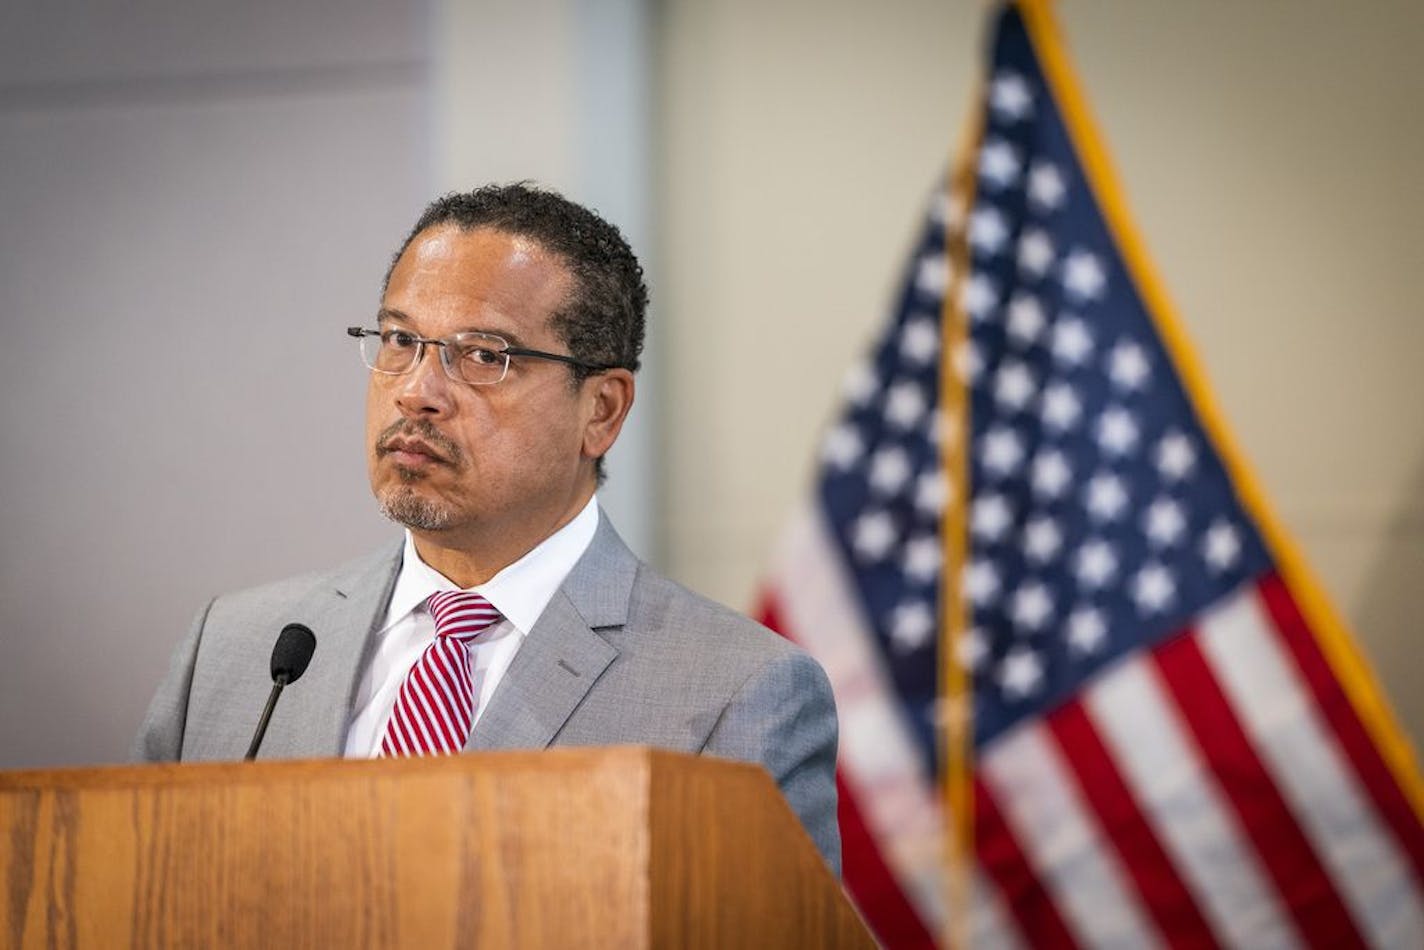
left=581, top=369, right=635, bottom=460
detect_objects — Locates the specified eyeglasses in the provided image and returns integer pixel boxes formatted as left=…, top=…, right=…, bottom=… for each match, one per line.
left=347, top=326, right=614, bottom=386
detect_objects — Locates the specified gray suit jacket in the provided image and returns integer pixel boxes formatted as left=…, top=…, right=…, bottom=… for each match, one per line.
left=134, top=515, right=840, bottom=872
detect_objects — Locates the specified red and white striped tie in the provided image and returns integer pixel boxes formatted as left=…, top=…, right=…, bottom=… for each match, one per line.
left=379, top=590, right=501, bottom=757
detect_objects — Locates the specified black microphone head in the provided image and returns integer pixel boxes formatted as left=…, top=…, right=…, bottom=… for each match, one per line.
left=271, top=624, right=317, bottom=683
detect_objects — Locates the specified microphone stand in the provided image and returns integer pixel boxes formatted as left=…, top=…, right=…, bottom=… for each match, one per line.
left=245, top=673, right=291, bottom=761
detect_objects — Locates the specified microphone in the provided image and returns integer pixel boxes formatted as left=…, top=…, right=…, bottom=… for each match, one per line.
left=244, top=623, right=317, bottom=761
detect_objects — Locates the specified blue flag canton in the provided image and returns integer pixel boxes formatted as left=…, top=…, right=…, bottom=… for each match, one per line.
left=817, top=4, right=1273, bottom=772
left=962, top=8, right=1270, bottom=746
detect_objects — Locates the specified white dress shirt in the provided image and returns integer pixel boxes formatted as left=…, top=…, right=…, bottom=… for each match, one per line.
left=343, top=495, right=601, bottom=757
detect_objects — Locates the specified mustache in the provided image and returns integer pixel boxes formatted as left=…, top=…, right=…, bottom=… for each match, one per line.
left=375, top=419, right=465, bottom=465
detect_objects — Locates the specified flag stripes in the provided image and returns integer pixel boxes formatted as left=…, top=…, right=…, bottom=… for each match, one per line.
left=1258, top=575, right=1424, bottom=891
left=1046, top=702, right=1219, bottom=946
left=1085, top=654, right=1302, bottom=950
left=835, top=771, right=939, bottom=949
left=1154, top=621, right=1369, bottom=946
left=1200, top=592, right=1424, bottom=948
left=983, top=723, right=1164, bottom=948
left=969, top=577, right=1424, bottom=948
left=968, top=866, right=1027, bottom=950
left=765, top=503, right=1424, bottom=947
left=973, top=774, right=1077, bottom=948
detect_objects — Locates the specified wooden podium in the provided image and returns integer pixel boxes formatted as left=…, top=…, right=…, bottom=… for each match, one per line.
left=0, top=747, right=872, bottom=948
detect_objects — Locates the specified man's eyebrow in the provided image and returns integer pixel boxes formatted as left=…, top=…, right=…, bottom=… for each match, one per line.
left=487, top=327, right=529, bottom=348
left=374, top=307, right=529, bottom=347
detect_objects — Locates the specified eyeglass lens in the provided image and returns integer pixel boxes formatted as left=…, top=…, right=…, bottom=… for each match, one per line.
left=358, top=330, right=510, bottom=385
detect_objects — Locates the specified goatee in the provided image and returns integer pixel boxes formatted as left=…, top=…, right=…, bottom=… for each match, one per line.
left=377, top=485, right=456, bottom=531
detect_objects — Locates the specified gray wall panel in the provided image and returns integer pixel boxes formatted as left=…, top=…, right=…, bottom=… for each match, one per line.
left=0, top=1, right=426, bottom=85
left=0, top=5, right=430, bottom=768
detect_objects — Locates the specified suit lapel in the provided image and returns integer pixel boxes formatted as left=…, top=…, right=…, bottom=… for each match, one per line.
left=246, top=515, right=640, bottom=757
left=468, top=514, right=638, bottom=751
left=260, top=542, right=403, bottom=758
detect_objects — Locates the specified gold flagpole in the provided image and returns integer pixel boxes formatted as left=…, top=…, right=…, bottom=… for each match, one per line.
left=939, top=75, right=984, bottom=950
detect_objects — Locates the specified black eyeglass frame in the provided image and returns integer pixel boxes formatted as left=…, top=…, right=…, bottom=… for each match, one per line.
left=347, top=326, right=615, bottom=385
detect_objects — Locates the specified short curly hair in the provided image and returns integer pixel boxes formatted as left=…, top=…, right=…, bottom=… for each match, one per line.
left=384, top=183, right=647, bottom=381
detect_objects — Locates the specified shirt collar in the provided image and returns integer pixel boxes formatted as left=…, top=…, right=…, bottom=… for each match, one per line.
left=384, top=494, right=601, bottom=635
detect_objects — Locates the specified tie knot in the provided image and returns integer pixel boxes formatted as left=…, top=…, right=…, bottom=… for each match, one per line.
left=425, top=591, right=501, bottom=642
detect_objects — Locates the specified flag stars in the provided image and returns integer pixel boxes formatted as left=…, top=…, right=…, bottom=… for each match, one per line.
left=1085, top=472, right=1130, bottom=522
left=1018, top=228, right=1055, bottom=279
left=815, top=58, right=1282, bottom=724
left=900, top=317, right=939, bottom=365
left=915, top=469, right=951, bottom=517
left=1051, top=316, right=1094, bottom=367
left=965, top=273, right=1001, bottom=321
left=972, top=492, right=1015, bottom=543
left=979, top=139, right=1023, bottom=190
left=1203, top=520, right=1242, bottom=572
left=842, top=360, right=879, bottom=406
left=1096, top=406, right=1140, bottom=456
left=890, top=601, right=936, bottom=653
left=820, top=423, right=863, bottom=470
left=989, top=71, right=1034, bottom=122
left=964, top=557, right=1002, bottom=606
left=1023, top=515, right=1064, bottom=564
left=1109, top=341, right=1152, bottom=391
left=903, top=534, right=943, bottom=583
left=969, top=206, right=1011, bottom=256
left=1156, top=430, right=1197, bottom=481
left=851, top=510, right=897, bottom=562
left=1074, top=539, right=1118, bottom=590
left=994, top=360, right=1037, bottom=412
left=805, top=49, right=1293, bottom=731
left=1067, top=607, right=1109, bottom=655
left=884, top=381, right=928, bottom=429
left=1028, top=160, right=1067, bottom=212
left=916, top=252, right=950, bottom=298
left=999, top=647, right=1044, bottom=699
left=959, top=627, right=989, bottom=671
left=868, top=446, right=912, bottom=495
left=1010, top=582, right=1054, bottom=632
left=1062, top=248, right=1107, bottom=302
left=1040, top=381, right=1083, bottom=432
left=1133, top=562, right=1177, bottom=614
left=1007, top=293, right=1047, bottom=346
left=981, top=426, right=1026, bottom=478
left=1030, top=448, right=1072, bottom=500
left=1144, top=497, right=1188, bottom=548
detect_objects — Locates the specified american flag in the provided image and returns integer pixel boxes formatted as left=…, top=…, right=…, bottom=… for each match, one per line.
left=758, top=2, right=1424, bottom=946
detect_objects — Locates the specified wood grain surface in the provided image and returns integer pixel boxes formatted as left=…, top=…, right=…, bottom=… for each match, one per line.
left=0, top=748, right=872, bottom=948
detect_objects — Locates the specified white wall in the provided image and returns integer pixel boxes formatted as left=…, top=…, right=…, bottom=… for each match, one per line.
left=657, top=1, right=1424, bottom=741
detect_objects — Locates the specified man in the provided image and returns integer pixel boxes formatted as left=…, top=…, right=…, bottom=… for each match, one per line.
left=134, top=183, right=840, bottom=872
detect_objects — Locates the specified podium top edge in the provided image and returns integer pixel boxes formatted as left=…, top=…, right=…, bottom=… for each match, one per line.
left=0, top=745, right=762, bottom=791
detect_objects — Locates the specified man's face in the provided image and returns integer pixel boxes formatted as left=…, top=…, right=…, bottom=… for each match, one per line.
left=365, top=225, right=605, bottom=553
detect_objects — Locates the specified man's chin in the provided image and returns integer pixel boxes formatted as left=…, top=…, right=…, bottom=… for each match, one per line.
left=376, top=486, right=456, bottom=532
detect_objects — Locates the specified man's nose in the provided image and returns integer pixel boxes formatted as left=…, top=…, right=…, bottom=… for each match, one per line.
left=394, top=345, right=454, bottom=417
